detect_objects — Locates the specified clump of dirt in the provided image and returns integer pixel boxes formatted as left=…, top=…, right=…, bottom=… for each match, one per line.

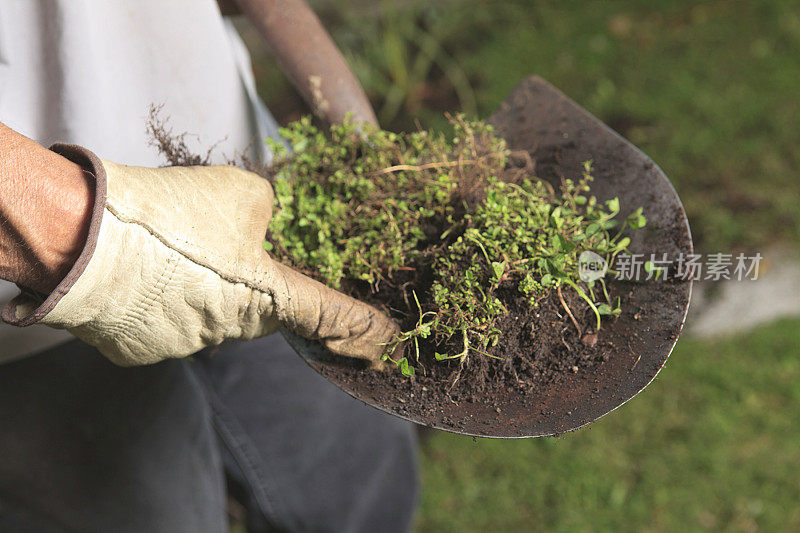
left=319, top=162, right=610, bottom=399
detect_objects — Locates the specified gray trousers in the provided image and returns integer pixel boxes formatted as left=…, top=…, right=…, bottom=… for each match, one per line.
left=0, top=334, right=419, bottom=532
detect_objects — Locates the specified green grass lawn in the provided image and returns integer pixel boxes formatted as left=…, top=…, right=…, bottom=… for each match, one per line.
left=416, top=318, right=800, bottom=532
left=249, top=0, right=800, bottom=254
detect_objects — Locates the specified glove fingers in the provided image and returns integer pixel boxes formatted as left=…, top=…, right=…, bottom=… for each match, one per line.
left=266, top=260, right=400, bottom=368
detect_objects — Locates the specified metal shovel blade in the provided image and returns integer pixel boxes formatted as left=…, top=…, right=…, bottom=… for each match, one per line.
left=282, top=76, right=693, bottom=438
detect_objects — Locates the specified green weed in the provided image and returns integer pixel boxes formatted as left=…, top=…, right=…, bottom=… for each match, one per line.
left=267, top=116, right=645, bottom=373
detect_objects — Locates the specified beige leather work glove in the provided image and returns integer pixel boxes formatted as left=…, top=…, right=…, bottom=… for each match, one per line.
left=2, top=144, right=398, bottom=367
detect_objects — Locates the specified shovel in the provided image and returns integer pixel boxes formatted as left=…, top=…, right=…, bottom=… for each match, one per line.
left=282, top=76, right=693, bottom=438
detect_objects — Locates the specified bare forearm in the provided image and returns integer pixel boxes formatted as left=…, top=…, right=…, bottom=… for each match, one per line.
left=235, top=0, right=378, bottom=126
left=0, top=122, right=93, bottom=293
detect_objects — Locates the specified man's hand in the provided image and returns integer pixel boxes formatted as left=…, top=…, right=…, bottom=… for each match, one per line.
left=0, top=123, right=94, bottom=294
left=1, top=139, right=399, bottom=368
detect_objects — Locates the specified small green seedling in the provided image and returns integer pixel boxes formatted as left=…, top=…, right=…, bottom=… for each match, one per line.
left=381, top=354, right=416, bottom=377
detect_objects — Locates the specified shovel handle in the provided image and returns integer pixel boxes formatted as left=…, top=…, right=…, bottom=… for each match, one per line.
left=230, top=0, right=378, bottom=127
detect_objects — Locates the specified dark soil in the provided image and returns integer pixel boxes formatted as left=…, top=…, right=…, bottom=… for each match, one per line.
left=312, top=271, right=687, bottom=435
left=323, top=267, right=610, bottom=397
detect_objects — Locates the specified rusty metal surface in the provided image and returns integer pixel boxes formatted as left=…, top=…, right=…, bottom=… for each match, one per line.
left=283, top=76, right=693, bottom=437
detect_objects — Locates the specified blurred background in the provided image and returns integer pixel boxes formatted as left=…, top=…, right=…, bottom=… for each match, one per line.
left=238, top=1, right=800, bottom=530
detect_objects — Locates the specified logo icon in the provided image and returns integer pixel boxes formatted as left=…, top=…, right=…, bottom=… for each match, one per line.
left=578, top=251, right=607, bottom=282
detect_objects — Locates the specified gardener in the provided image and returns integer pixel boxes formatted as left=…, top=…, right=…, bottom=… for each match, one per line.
left=0, top=1, right=417, bottom=531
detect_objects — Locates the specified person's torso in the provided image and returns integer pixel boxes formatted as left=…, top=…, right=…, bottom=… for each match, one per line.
left=0, top=0, right=279, bottom=362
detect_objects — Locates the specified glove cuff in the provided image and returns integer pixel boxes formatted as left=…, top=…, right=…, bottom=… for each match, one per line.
left=2, top=144, right=107, bottom=327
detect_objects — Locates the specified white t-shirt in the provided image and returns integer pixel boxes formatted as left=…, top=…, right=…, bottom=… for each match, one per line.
left=0, top=0, right=280, bottom=361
